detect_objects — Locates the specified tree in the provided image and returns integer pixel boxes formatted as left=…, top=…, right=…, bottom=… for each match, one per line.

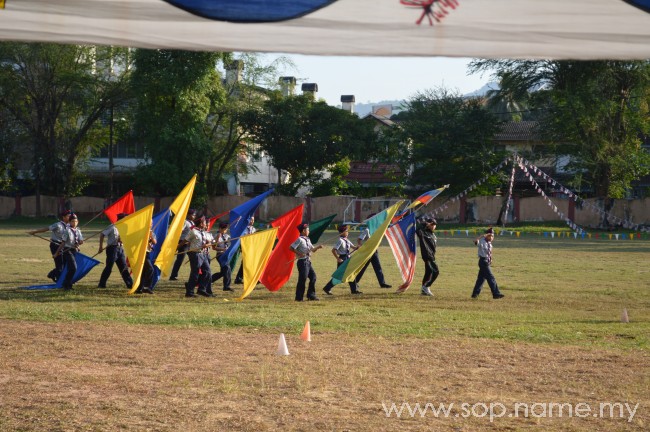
left=0, top=42, right=132, bottom=215
left=392, top=87, right=504, bottom=195
left=243, top=93, right=379, bottom=196
left=469, top=60, right=650, bottom=197
left=131, top=49, right=227, bottom=199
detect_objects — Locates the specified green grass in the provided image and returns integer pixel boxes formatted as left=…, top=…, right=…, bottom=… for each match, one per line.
left=1, top=219, right=648, bottom=350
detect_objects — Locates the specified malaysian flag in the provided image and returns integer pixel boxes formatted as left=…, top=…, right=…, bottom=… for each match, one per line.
left=386, top=213, right=417, bottom=292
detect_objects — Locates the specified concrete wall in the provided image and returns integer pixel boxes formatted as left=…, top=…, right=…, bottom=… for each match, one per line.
left=4, top=195, right=649, bottom=226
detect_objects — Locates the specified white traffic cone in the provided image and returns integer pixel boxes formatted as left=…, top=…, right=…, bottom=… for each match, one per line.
left=276, top=333, right=290, bottom=355
left=621, top=308, right=629, bottom=323
left=301, top=321, right=311, bottom=342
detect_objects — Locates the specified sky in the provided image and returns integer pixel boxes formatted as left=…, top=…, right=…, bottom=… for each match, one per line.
left=275, top=54, right=491, bottom=107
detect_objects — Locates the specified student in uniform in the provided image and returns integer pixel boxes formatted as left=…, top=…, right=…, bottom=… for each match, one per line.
left=136, top=229, right=157, bottom=294
left=29, top=210, right=72, bottom=282
left=185, top=217, right=212, bottom=297
left=211, top=222, right=233, bottom=292
left=53, top=213, right=83, bottom=291
left=97, top=213, right=133, bottom=289
left=170, top=209, right=197, bottom=281
left=322, top=224, right=362, bottom=295
left=471, top=227, right=505, bottom=299
left=289, top=223, right=323, bottom=301
left=354, top=213, right=392, bottom=289
left=416, top=217, right=439, bottom=296
left=233, top=216, right=256, bottom=284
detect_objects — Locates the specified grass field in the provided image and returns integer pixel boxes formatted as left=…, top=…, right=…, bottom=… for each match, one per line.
left=0, top=218, right=648, bottom=431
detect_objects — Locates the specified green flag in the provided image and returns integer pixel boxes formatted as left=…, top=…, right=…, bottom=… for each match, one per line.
left=308, top=214, right=336, bottom=244
left=331, top=202, right=402, bottom=285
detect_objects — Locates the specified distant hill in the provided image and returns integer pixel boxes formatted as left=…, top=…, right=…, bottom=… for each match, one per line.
left=350, top=82, right=498, bottom=117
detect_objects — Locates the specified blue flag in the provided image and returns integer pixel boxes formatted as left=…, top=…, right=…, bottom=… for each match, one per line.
left=150, top=208, right=171, bottom=289
left=218, top=189, right=274, bottom=267
left=23, top=253, right=101, bottom=290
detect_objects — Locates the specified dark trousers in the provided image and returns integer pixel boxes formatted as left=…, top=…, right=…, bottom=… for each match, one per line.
left=170, top=243, right=189, bottom=279
left=61, top=250, right=77, bottom=289
left=355, top=251, right=387, bottom=285
left=199, top=253, right=213, bottom=295
left=138, top=253, right=155, bottom=291
left=235, top=263, right=244, bottom=282
left=323, top=254, right=359, bottom=293
left=211, top=258, right=231, bottom=291
left=295, top=258, right=317, bottom=301
left=422, top=259, right=439, bottom=288
left=472, top=258, right=501, bottom=297
left=49, top=241, right=63, bottom=281
left=99, top=245, right=133, bottom=288
left=186, top=252, right=201, bottom=295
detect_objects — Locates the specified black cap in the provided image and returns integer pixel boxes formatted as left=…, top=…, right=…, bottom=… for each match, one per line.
left=61, top=209, right=72, bottom=217
left=69, top=213, right=78, bottom=220
left=297, top=223, right=309, bottom=232
left=337, top=224, right=349, bottom=233
left=188, top=209, right=197, bottom=217
left=485, top=227, right=494, bottom=234
left=219, top=222, right=229, bottom=229
left=424, top=217, right=437, bottom=225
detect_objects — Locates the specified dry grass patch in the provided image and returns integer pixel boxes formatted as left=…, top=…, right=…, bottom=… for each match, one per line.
left=0, top=320, right=647, bottom=431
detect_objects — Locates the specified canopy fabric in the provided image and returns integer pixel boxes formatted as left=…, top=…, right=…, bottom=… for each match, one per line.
left=0, top=1, right=649, bottom=59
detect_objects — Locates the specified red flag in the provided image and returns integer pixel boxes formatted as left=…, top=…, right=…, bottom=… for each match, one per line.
left=208, top=211, right=229, bottom=231
left=103, top=190, right=135, bottom=223
left=260, top=204, right=304, bottom=292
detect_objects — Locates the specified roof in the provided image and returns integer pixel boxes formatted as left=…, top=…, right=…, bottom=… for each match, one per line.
left=494, top=121, right=540, bottom=142
left=361, top=112, right=396, bottom=127
left=344, top=162, right=401, bottom=185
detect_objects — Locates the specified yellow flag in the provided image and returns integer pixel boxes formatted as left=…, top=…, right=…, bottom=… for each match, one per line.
left=333, top=201, right=402, bottom=285
left=155, top=175, right=197, bottom=276
left=115, top=204, right=153, bottom=294
left=0, top=1, right=5, bottom=9
left=237, top=227, right=279, bottom=300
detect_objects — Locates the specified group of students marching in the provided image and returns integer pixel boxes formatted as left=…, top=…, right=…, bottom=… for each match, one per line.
left=30, top=208, right=504, bottom=301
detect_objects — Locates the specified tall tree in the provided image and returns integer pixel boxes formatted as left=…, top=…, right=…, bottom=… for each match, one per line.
left=243, top=93, right=379, bottom=196
left=0, top=42, right=132, bottom=215
left=469, top=60, right=650, bottom=197
left=131, top=49, right=227, bottom=199
left=392, top=87, right=504, bottom=195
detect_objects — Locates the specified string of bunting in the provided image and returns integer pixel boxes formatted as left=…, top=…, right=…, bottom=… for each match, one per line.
left=502, top=162, right=516, bottom=226
left=433, top=228, right=648, bottom=240
left=515, top=155, right=649, bottom=233
left=516, top=157, right=586, bottom=235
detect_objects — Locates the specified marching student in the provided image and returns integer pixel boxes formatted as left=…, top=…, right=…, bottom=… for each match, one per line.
left=211, top=222, right=233, bottom=292
left=233, top=216, right=256, bottom=284
left=354, top=213, right=392, bottom=289
left=29, top=210, right=72, bottom=282
left=416, top=217, right=439, bottom=297
left=97, top=213, right=133, bottom=289
left=185, top=217, right=212, bottom=297
left=53, top=213, right=84, bottom=291
left=289, top=223, right=323, bottom=302
left=471, top=227, right=505, bottom=300
left=322, top=224, right=362, bottom=296
left=170, top=209, right=197, bottom=281
left=136, top=229, right=157, bottom=294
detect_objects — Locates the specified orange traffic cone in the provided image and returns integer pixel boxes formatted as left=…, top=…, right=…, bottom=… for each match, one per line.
left=276, top=333, right=289, bottom=355
left=621, top=308, right=629, bottom=323
left=301, top=321, right=311, bottom=342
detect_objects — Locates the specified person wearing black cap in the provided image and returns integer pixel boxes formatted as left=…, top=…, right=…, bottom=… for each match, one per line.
left=471, top=227, right=505, bottom=299
left=416, top=217, right=439, bottom=296
left=170, top=209, right=197, bottom=281
left=28, top=209, right=72, bottom=282
left=97, top=213, right=133, bottom=289
left=184, top=217, right=213, bottom=297
left=354, top=213, right=392, bottom=289
left=322, top=224, right=362, bottom=296
left=289, top=223, right=323, bottom=301
left=211, top=222, right=233, bottom=292
left=53, top=213, right=84, bottom=290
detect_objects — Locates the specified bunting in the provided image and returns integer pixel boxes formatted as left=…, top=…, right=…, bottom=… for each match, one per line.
left=103, top=190, right=135, bottom=223
left=331, top=201, right=402, bottom=286
left=115, top=204, right=154, bottom=294
left=260, top=204, right=304, bottom=292
left=238, top=227, right=279, bottom=300
left=155, top=175, right=197, bottom=276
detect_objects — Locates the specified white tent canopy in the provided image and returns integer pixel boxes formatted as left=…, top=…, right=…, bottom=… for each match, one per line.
left=0, top=0, right=649, bottom=59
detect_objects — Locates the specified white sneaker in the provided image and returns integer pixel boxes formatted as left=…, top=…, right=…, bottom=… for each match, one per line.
left=421, top=287, right=433, bottom=296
